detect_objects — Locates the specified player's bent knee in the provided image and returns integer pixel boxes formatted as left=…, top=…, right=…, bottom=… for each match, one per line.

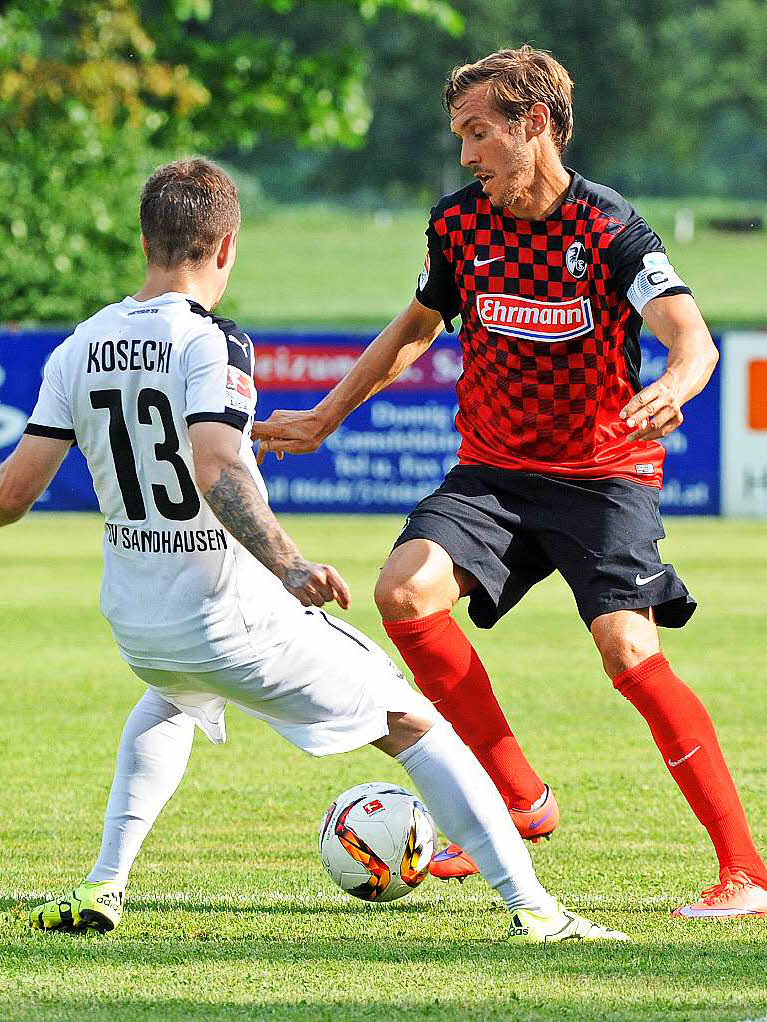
left=375, top=578, right=451, bottom=621
left=597, top=633, right=662, bottom=682
left=374, top=561, right=436, bottom=620
left=373, top=712, right=433, bottom=758
left=598, top=639, right=659, bottom=680
left=591, top=610, right=660, bottom=680
left=373, top=574, right=414, bottom=619
left=374, top=541, right=460, bottom=621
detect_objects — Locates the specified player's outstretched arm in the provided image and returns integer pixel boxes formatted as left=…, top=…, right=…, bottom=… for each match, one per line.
left=0, top=435, right=72, bottom=527
left=190, top=421, right=350, bottom=609
left=251, top=298, right=444, bottom=461
left=620, top=293, right=719, bottom=442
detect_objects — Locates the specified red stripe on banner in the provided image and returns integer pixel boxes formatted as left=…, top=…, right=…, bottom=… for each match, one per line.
left=253, top=344, right=462, bottom=391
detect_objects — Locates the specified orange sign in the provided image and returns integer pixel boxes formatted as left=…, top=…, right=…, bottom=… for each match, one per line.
left=748, top=360, right=767, bottom=430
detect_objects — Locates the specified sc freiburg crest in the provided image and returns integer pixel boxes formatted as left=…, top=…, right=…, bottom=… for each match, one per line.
left=565, top=241, right=588, bottom=279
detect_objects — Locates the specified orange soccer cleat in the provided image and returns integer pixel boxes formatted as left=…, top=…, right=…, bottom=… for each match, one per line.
left=672, top=869, right=767, bottom=919
left=509, top=784, right=560, bottom=844
left=429, top=785, right=560, bottom=881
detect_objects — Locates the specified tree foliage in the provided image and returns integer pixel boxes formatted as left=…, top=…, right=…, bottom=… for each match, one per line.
left=0, top=0, right=461, bottom=321
left=0, top=1, right=198, bottom=321
left=250, top=0, right=767, bottom=202
left=0, top=0, right=764, bottom=322
left=660, top=0, right=767, bottom=153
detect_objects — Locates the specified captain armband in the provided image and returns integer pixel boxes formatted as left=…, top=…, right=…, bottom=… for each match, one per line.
left=626, top=252, right=689, bottom=314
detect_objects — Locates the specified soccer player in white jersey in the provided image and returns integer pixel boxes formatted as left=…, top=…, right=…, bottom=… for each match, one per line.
left=0, top=159, right=627, bottom=943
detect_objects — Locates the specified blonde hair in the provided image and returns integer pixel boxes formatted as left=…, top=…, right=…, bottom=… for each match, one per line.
left=445, top=46, right=574, bottom=154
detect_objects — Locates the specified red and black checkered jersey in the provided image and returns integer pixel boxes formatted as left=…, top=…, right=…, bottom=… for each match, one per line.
left=415, top=171, right=691, bottom=487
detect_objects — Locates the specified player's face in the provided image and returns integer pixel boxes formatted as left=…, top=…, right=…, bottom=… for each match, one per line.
left=450, top=85, right=534, bottom=210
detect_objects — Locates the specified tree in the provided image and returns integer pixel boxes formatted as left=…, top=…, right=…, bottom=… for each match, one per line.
left=0, top=0, right=462, bottom=321
left=658, top=0, right=767, bottom=195
left=140, top=0, right=462, bottom=151
left=0, top=0, right=209, bottom=320
left=255, top=0, right=767, bottom=202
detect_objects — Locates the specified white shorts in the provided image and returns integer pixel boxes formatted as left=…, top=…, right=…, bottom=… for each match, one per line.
left=130, top=607, right=437, bottom=757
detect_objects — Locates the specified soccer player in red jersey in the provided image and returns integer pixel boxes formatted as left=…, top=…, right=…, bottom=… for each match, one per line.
left=253, top=47, right=767, bottom=919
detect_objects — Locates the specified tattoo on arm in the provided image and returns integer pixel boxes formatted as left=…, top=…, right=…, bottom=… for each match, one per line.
left=203, top=460, right=309, bottom=584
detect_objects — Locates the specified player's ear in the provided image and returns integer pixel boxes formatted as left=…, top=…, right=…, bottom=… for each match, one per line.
left=216, top=231, right=236, bottom=269
left=525, top=102, right=550, bottom=141
left=140, top=234, right=149, bottom=259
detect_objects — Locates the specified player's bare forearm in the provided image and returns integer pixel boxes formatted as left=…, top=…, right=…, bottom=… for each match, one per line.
left=251, top=299, right=443, bottom=457
left=0, top=480, right=25, bottom=525
left=658, top=323, right=718, bottom=404
left=202, top=458, right=308, bottom=585
left=315, top=300, right=444, bottom=431
left=621, top=293, right=718, bottom=441
left=0, top=458, right=21, bottom=525
left=0, top=506, right=24, bottom=526
left=0, top=435, right=71, bottom=527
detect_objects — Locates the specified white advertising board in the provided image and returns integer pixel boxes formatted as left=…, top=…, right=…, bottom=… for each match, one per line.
left=722, top=332, right=767, bottom=517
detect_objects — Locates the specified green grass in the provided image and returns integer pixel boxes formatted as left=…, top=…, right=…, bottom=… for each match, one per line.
left=225, top=205, right=428, bottom=330
left=222, top=199, right=767, bottom=330
left=2, top=513, right=767, bottom=1021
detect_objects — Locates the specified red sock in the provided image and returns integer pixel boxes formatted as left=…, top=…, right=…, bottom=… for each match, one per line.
left=383, top=610, right=544, bottom=810
left=614, top=653, right=767, bottom=887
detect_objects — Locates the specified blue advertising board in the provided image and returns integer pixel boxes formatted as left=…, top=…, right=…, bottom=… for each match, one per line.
left=0, top=331, right=97, bottom=511
left=639, top=335, right=721, bottom=514
left=253, top=332, right=461, bottom=513
left=0, top=328, right=721, bottom=515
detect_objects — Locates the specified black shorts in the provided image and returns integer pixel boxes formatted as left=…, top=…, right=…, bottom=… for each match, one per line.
left=392, top=465, right=696, bottom=630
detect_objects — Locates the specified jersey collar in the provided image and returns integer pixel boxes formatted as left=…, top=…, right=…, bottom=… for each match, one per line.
left=123, top=292, right=199, bottom=307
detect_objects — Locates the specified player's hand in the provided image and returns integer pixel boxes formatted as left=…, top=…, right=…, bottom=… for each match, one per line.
left=251, top=409, right=328, bottom=465
left=282, top=560, right=351, bottom=610
left=619, top=370, right=684, bottom=442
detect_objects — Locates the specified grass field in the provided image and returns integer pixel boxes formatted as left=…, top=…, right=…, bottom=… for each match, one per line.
left=223, top=199, right=767, bottom=329
left=2, top=513, right=767, bottom=1021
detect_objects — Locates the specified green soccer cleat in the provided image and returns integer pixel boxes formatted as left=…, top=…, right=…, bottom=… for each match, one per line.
left=29, top=881, right=124, bottom=933
left=507, top=901, right=630, bottom=944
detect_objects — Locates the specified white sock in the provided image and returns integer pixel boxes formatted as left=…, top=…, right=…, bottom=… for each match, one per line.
left=87, top=689, right=195, bottom=887
left=530, top=787, right=548, bottom=812
left=396, top=720, right=556, bottom=913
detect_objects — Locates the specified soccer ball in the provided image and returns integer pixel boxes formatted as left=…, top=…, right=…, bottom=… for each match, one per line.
left=318, top=781, right=436, bottom=902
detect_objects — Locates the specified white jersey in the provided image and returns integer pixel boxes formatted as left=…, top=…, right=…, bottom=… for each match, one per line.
left=26, top=291, right=297, bottom=669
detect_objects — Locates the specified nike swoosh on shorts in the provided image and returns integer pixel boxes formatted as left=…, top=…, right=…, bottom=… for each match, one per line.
left=635, top=570, right=666, bottom=586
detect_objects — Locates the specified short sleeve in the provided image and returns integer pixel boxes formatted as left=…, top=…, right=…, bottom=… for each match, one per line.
left=607, top=213, right=691, bottom=314
left=184, top=325, right=256, bottom=433
left=24, top=343, right=76, bottom=442
left=415, top=216, right=460, bottom=332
